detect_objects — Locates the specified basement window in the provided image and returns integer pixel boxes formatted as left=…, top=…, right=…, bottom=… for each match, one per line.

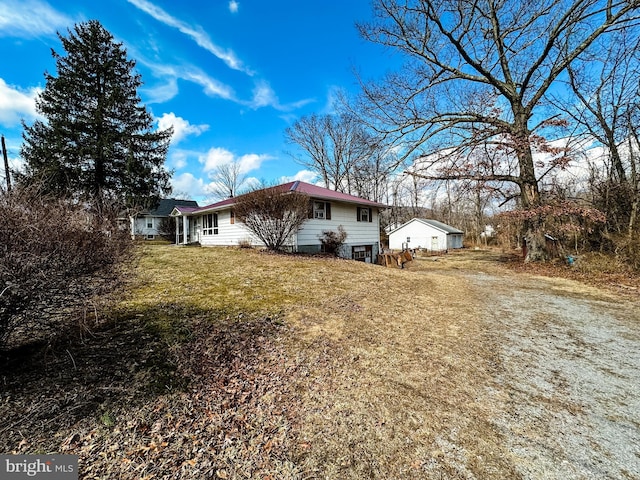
left=352, top=245, right=372, bottom=262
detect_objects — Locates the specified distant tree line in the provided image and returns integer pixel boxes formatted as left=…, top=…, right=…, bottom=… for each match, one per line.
left=284, top=0, right=640, bottom=267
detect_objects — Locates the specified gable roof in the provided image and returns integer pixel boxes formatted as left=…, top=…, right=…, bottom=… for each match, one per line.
left=146, top=198, right=199, bottom=217
left=176, top=181, right=386, bottom=215
left=389, top=218, right=464, bottom=235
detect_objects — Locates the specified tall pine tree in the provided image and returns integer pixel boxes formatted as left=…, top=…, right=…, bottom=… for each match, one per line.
left=20, top=20, right=173, bottom=208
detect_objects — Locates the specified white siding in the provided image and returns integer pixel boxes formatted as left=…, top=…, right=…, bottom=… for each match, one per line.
left=389, top=221, right=447, bottom=251
left=132, top=215, right=162, bottom=238
left=186, top=202, right=381, bottom=259
left=192, top=210, right=263, bottom=247
left=447, top=234, right=464, bottom=249
left=297, top=202, right=380, bottom=247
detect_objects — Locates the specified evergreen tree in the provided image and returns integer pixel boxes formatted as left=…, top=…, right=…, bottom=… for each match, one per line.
left=20, top=20, right=172, bottom=208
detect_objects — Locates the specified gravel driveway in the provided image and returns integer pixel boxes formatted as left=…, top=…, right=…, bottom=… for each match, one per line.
left=467, top=271, right=640, bottom=479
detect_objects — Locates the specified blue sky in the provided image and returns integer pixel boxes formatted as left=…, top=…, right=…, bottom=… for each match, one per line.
left=0, top=0, right=394, bottom=203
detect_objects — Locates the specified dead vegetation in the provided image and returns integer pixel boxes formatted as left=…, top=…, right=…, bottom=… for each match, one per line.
left=1, top=245, right=637, bottom=478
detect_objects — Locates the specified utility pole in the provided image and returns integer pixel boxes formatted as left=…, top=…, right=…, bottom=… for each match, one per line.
left=1, top=135, right=11, bottom=192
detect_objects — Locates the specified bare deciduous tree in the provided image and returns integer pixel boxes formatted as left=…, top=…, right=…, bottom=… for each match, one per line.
left=207, top=161, right=250, bottom=200
left=357, top=0, right=640, bottom=261
left=285, top=111, right=391, bottom=201
left=553, top=29, right=640, bottom=237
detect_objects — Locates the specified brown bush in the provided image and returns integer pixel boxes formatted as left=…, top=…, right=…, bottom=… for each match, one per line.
left=319, top=225, right=348, bottom=256
left=233, top=185, right=310, bottom=251
left=0, top=187, right=133, bottom=348
left=610, top=234, right=640, bottom=272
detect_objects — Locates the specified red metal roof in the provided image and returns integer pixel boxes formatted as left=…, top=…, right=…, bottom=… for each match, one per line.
left=186, top=181, right=386, bottom=214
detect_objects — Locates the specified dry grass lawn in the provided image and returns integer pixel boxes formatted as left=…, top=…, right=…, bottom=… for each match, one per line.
left=1, top=244, right=636, bottom=478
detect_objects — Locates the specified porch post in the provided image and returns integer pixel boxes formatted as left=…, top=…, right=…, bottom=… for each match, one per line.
left=175, top=216, right=179, bottom=245
left=182, top=215, right=189, bottom=245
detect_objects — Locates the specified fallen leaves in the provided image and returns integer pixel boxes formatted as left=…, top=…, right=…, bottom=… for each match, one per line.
left=1, top=310, right=304, bottom=479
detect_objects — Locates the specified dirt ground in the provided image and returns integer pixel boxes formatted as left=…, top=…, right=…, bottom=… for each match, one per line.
left=425, top=256, right=640, bottom=479
left=1, top=247, right=638, bottom=479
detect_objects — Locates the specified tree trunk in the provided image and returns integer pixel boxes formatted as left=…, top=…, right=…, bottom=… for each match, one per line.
left=513, top=115, right=548, bottom=263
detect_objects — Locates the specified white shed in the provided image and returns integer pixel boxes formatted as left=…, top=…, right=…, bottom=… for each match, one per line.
left=388, top=218, right=464, bottom=251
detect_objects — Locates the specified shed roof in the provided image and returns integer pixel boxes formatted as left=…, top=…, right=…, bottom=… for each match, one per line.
left=389, top=218, right=464, bottom=235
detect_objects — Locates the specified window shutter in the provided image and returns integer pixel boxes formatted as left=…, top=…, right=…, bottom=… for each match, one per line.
left=308, top=200, right=314, bottom=219
left=368, top=207, right=373, bottom=223
left=356, top=207, right=361, bottom=222
left=326, top=202, right=331, bottom=220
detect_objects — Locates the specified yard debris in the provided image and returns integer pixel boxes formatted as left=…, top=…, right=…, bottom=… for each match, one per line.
left=377, top=249, right=414, bottom=268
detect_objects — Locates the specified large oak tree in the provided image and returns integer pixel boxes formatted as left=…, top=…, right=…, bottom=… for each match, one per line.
left=20, top=20, right=172, bottom=209
left=358, top=0, right=640, bottom=261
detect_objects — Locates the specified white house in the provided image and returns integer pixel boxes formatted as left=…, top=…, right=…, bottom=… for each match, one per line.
left=388, top=218, right=464, bottom=251
left=130, top=198, right=199, bottom=239
left=171, top=181, right=386, bottom=263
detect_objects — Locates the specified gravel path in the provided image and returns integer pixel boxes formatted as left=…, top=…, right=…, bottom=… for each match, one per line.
left=468, top=272, right=640, bottom=479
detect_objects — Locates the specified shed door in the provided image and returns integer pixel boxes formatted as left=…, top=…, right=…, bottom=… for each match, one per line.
left=431, top=236, right=439, bottom=250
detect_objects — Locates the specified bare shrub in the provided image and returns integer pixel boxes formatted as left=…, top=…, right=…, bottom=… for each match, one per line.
left=0, top=187, right=133, bottom=348
left=233, top=185, right=309, bottom=252
left=319, top=225, right=348, bottom=256
left=157, top=216, right=176, bottom=242
left=237, top=238, right=253, bottom=249
left=610, top=234, right=640, bottom=272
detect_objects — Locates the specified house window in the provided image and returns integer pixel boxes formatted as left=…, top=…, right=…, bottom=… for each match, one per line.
left=202, top=213, right=219, bottom=235
left=230, top=210, right=235, bottom=224
left=146, top=218, right=153, bottom=229
left=314, top=201, right=326, bottom=219
left=313, top=201, right=331, bottom=220
left=406, top=237, right=410, bottom=243
left=357, top=207, right=372, bottom=222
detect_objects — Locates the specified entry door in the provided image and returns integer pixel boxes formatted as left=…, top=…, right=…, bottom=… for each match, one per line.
left=431, top=236, right=439, bottom=250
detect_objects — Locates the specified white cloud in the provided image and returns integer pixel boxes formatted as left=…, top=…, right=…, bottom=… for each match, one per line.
left=249, top=81, right=278, bottom=109
left=142, top=78, right=179, bottom=104
left=0, top=78, right=40, bottom=126
left=171, top=172, right=206, bottom=198
left=157, top=112, right=209, bottom=145
left=200, top=147, right=235, bottom=172
left=237, top=153, right=270, bottom=173
left=246, top=80, right=314, bottom=111
left=280, top=170, right=319, bottom=184
left=199, top=147, right=271, bottom=173
left=169, top=150, right=188, bottom=170
left=228, top=1, right=239, bottom=13
left=127, top=0, right=251, bottom=74
left=321, top=85, right=344, bottom=114
left=183, top=69, right=236, bottom=99
left=137, top=61, right=236, bottom=103
left=0, top=0, right=73, bottom=38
